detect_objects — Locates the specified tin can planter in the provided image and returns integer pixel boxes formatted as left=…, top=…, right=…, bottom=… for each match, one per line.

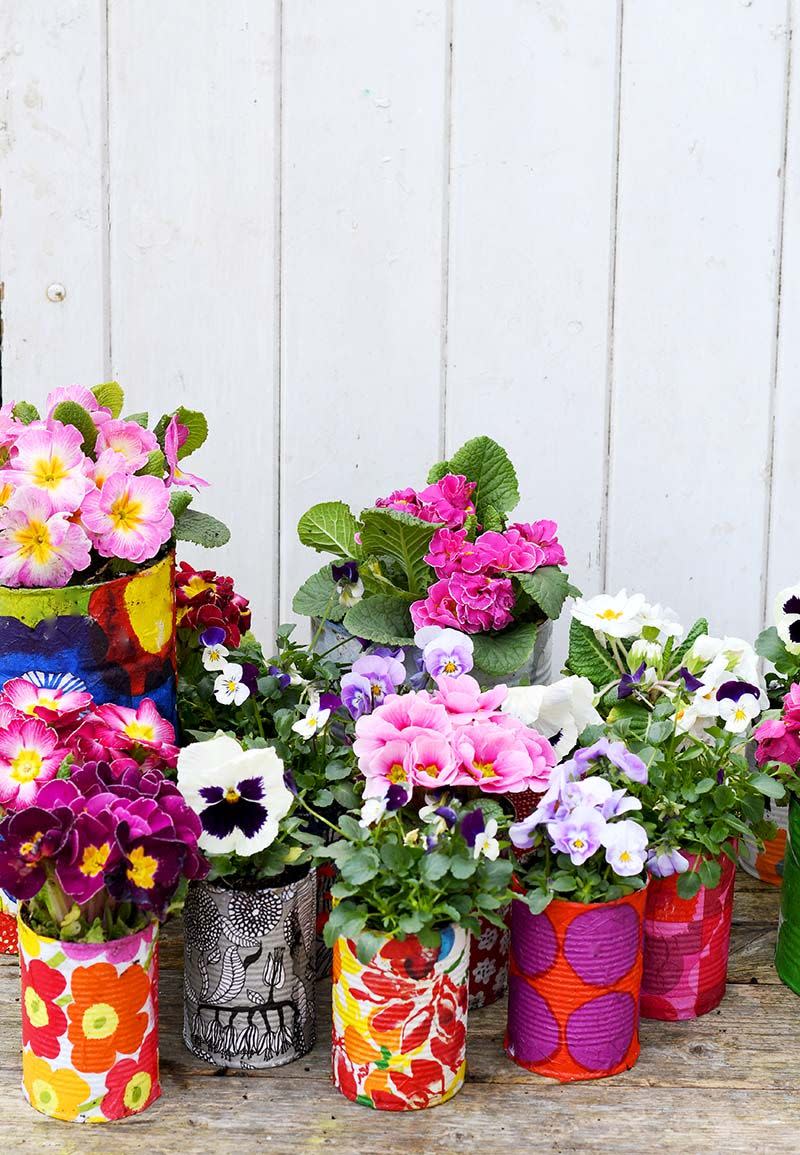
left=468, top=912, right=510, bottom=1009
left=17, top=916, right=160, bottom=1123
left=315, top=862, right=336, bottom=980
left=183, top=869, right=317, bottom=1069
left=0, top=552, right=177, bottom=722
left=739, top=805, right=789, bottom=887
left=331, top=925, right=469, bottom=1110
left=506, top=887, right=647, bottom=1082
left=775, top=798, right=800, bottom=994
left=1, top=891, right=18, bottom=955
left=640, top=851, right=735, bottom=1020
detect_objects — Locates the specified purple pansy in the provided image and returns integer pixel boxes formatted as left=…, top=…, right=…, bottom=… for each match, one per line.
left=200, top=626, right=227, bottom=648
left=341, top=673, right=373, bottom=720
left=618, top=662, right=646, bottom=700
left=573, top=737, right=648, bottom=785
left=460, top=807, right=486, bottom=848
left=679, top=667, right=704, bottom=692
left=268, top=665, right=292, bottom=691
left=332, top=560, right=359, bottom=585
left=716, top=679, right=761, bottom=703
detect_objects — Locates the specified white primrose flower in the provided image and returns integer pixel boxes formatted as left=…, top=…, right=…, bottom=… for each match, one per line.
left=775, top=585, right=800, bottom=656
left=359, top=797, right=387, bottom=828
left=473, top=817, right=500, bottom=861
left=214, top=662, right=250, bottom=706
left=572, top=590, right=647, bottom=639
left=638, top=602, right=684, bottom=641
left=501, top=676, right=601, bottom=761
left=202, top=640, right=230, bottom=672
left=291, top=696, right=331, bottom=739
left=718, top=694, right=762, bottom=734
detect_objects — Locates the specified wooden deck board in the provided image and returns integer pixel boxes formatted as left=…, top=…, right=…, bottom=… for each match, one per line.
left=0, top=873, right=795, bottom=1154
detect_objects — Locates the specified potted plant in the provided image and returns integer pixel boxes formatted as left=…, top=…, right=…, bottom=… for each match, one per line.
left=349, top=642, right=557, bottom=1009
left=566, top=591, right=784, bottom=1020
left=0, top=383, right=228, bottom=724
left=318, top=795, right=513, bottom=1111
left=506, top=743, right=650, bottom=1081
left=293, top=436, right=578, bottom=683
left=0, top=711, right=205, bottom=1123
left=177, top=733, right=323, bottom=1068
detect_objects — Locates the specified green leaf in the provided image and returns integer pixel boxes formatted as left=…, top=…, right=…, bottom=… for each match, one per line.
left=174, top=508, right=231, bottom=548
left=124, top=411, right=149, bottom=427
left=298, top=501, right=360, bottom=559
left=420, top=852, right=451, bottom=881
left=91, top=381, right=124, bottom=417
left=449, top=856, right=478, bottom=879
left=12, top=401, right=40, bottom=424
left=137, top=449, right=166, bottom=477
left=447, top=436, right=520, bottom=520
left=566, top=618, right=620, bottom=688
left=343, top=595, right=414, bottom=645
left=340, top=848, right=381, bottom=886
left=169, top=490, right=193, bottom=519
left=521, top=889, right=552, bottom=915
left=676, top=871, right=703, bottom=900
left=672, top=618, right=710, bottom=667
left=698, top=859, right=722, bottom=889
left=154, top=407, right=208, bottom=459
left=755, top=626, right=788, bottom=666
left=359, top=507, right=437, bottom=596
left=471, top=621, right=538, bottom=678
left=292, top=564, right=346, bottom=623
left=750, top=772, right=785, bottom=800
left=549, top=876, right=578, bottom=893
left=481, top=504, right=505, bottom=532
left=427, top=460, right=450, bottom=484
left=50, top=401, right=98, bottom=454
left=515, top=567, right=574, bottom=621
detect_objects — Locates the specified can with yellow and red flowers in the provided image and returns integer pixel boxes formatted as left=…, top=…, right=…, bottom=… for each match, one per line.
left=331, top=925, right=469, bottom=1111
left=0, top=891, right=18, bottom=955
left=17, top=916, right=161, bottom=1122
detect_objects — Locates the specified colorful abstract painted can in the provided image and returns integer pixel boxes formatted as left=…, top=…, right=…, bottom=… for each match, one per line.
left=0, top=553, right=177, bottom=723
left=315, top=862, right=336, bottom=980
left=18, top=916, right=160, bottom=1123
left=468, top=912, right=510, bottom=1009
left=775, top=798, right=800, bottom=995
left=0, top=891, right=18, bottom=955
left=739, top=805, right=788, bottom=887
left=331, top=926, right=469, bottom=1110
left=505, top=887, right=646, bottom=1082
left=640, top=852, right=735, bottom=1020
left=183, top=871, right=317, bottom=1068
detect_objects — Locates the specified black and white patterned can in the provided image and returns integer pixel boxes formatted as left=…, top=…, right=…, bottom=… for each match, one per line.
left=183, top=870, right=317, bottom=1069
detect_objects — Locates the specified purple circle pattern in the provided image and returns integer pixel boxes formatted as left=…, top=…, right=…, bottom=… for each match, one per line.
left=507, top=975, right=560, bottom=1064
left=566, top=992, right=635, bottom=1071
left=564, top=905, right=640, bottom=986
left=510, top=902, right=558, bottom=978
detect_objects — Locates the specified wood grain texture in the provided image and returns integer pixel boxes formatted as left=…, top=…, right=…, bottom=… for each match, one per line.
left=0, top=870, right=795, bottom=1154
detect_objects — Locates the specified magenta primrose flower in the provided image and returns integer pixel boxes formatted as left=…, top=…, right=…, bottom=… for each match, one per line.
left=411, top=572, right=516, bottom=634
left=0, top=717, right=68, bottom=809
left=164, top=415, right=209, bottom=490
left=0, top=674, right=92, bottom=732
left=94, top=418, right=158, bottom=467
left=81, top=471, right=174, bottom=564
left=69, top=699, right=179, bottom=771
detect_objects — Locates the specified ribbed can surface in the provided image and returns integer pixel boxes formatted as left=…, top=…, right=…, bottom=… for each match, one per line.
left=739, top=805, right=788, bottom=887
left=505, top=887, right=646, bottom=1082
left=331, top=925, right=469, bottom=1110
left=776, top=798, right=800, bottom=994
left=0, top=890, right=18, bottom=955
left=468, top=912, right=510, bottom=1009
left=640, top=852, right=735, bottom=1020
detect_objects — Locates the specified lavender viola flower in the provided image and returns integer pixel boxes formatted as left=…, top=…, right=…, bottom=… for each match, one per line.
left=601, top=819, right=649, bottom=877
left=340, top=673, right=373, bottom=721
left=646, top=847, right=690, bottom=878
left=547, top=805, right=607, bottom=866
left=350, top=654, right=405, bottom=706
left=618, top=662, right=646, bottom=700
left=414, top=626, right=474, bottom=679
left=573, top=737, right=648, bottom=785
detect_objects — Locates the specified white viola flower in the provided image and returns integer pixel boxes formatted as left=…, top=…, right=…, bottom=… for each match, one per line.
left=639, top=602, right=684, bottom=640
left=214, top=662, right=250, bottom=706
left=403, top=828, right=421, bottom=847
left=572, top=590, right=647, bottom=639
left=359, top=796, right=387, bottom=828
left=601, top=819, right=648, bottom=877
left=473, top=817, right=500, bottom=861
left=688, top=635, right=760, bottom=686
left=775, top=585, right=800, bottom=656
left=502, top=676, right=601, bottom=761
left=291, top=697, right=331, bottom=739
left=287, top=664, right=306, bottom=687
left=202, top=640, right=230, bottom=672
left=718, top=693, right=762, bottom=734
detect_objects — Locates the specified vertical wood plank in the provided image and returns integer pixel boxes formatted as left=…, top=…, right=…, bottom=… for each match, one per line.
left=766, top=0, right=799, bottom=615
left=446, top=0, right=621, bottom=663
left=608, top=0, right=788, bottom=639
left=279, top=0, right=449, bottom=622
left=0, top=0, right=107, bottom=394
left=107, top=2, right=279, bottom=639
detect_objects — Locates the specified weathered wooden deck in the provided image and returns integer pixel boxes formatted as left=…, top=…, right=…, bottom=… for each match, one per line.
left=0, top=873, right=797, bottom=1154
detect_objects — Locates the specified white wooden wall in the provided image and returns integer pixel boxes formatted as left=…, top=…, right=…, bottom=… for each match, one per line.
left=1, top=1, right=797, bottom=666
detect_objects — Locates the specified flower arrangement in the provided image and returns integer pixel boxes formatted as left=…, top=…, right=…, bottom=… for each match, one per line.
left=0, top=383, right=228, bottom=587
left=293, top=436, right=578, bottom=677
left=754, top=683, right=800, bottom=780
left=565, top=590, right=783, bottom=898
left=176, top=561, right=252, bottom=650
left=756, top=583, right=800, bottom=706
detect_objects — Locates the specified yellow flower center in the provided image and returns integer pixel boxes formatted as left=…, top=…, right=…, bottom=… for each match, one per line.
left=734, top=708, right=746, bottom=722
left=124, top=720, right=155, bottom=742
left=442, top=659, right=458, bottom=674
left=24, top=987, right=49, bottom=1029
left=32, top=454, right=68, bottom=490
left=109, top=492, right=143, bottom=532
left=224, top=786, right=241, bottom=803
left=226, top=680, right=238, bottom=694
left=183, top=575, right=216, bottom=598
left=417, top=762, right=440, bottom=779
left=24, top=696, right=59, bottom=715
left=370, top=682, right=384, bottom=697
left=388, top=764, right=408, bottom=784
left=20, top=834, right=44, bottom=859
left=473, top=760, right=497, bottom=779
left=79, top=842, right=111, bottom=877
left=598, top=608, right=624, bottom=621
left=123, top=1071, right=152, bottom=1111
left=11, top=749, right=44, bottom=783
left=619, top=850, right=631, bottom=863
left=573, top=838, right=586, bottom=850
left=31, top=1077, right=58, bottom=1113
left=81, top=1001, right=119, bottom=1040
left=0, top=481, right=14, bottom=508
left=12, top=519, right=55, bottom=565
left=127, top=845, right=158, bottom=890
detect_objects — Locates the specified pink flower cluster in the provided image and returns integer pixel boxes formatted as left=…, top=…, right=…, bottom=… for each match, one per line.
left=0, top=673, right=178, bottom=811
left=353, top=674, right=555, bottom=799
left=0, top=387, right=206, bottom=587
left=410, top=520, right=567, bottom=634
left=375, top=474, right=476, bottom=530
left=755, top=683, right=800, bottom=768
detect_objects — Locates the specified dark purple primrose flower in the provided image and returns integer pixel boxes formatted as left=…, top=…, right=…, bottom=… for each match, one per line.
left=332, top=561, right=359, bottom=585
left=268, top=665, right=292, bottom=691
left=200, top=626, right=227, bottom=648
left=57, top=810, right=122, bottom=904
left=618, top=662, right=646, bottom=700
left=319, top=691, right=342, bottom=715
left=716, top=680, right=761, bottom=703
left=0, top=806, right=73, bottom=899
left=460, top=807, right=486, bottom=848
left=679, top=667, right=704, bottom=692
left=241, top=662, right=259, bottom=695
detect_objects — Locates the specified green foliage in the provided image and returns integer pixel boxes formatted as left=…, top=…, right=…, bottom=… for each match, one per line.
left=471, top=621, right=539, bottom=678
left=426, top=460, right=450, bottom=484
left=124, top=411, right=149, bottom=427
left=670, top=618, right=710, bottom=668
left=168, top=490, right=193, bottom=519
left=154, top=406, right=208, bottom=458
left=565, top=618, right=620, bottom=687
left=138, top=449, right=167, bottom=476
left=50, top=401, right=98, bottom=454
left=515, top=566, right=579, bottom=622
left=446, top=435, right=520, bottom=521
left=12, top=400, right=40, bottom=424
left=297, top=501, right=360, bottom=559
left=91, top=380, right=124, bottom=417
left=292, top=564, right=347, bottom=623
left=359, top=507, right=437, bottom=597
left=343, top=595, right=414, bottom=645
left=173, top=508, right=230, bottom=548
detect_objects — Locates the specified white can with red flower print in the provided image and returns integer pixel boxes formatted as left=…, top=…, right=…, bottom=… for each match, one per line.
left=331, top=924, right=469, bottom=1111
left=17, top=915, right=160, bottom=1122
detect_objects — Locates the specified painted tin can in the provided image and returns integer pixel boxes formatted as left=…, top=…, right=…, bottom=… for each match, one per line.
left=331, top=925, right=469, bottom=1110
left=18, top=916, right=160, bottom=1122
left=468, top=912, right=510, bottom=1009
left=775, top=797, right=800, bottom=995
left=0, top=553, right=177, bottom=723
left=739, top=805, right=788, bottom=887
left=0, top=891, right=18, bottom=955
left=640, top=852, right=735, bottom=1020
left=183, top=870, right=317, bottom=1069
left=506, top=887, right=646, bottom=1082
